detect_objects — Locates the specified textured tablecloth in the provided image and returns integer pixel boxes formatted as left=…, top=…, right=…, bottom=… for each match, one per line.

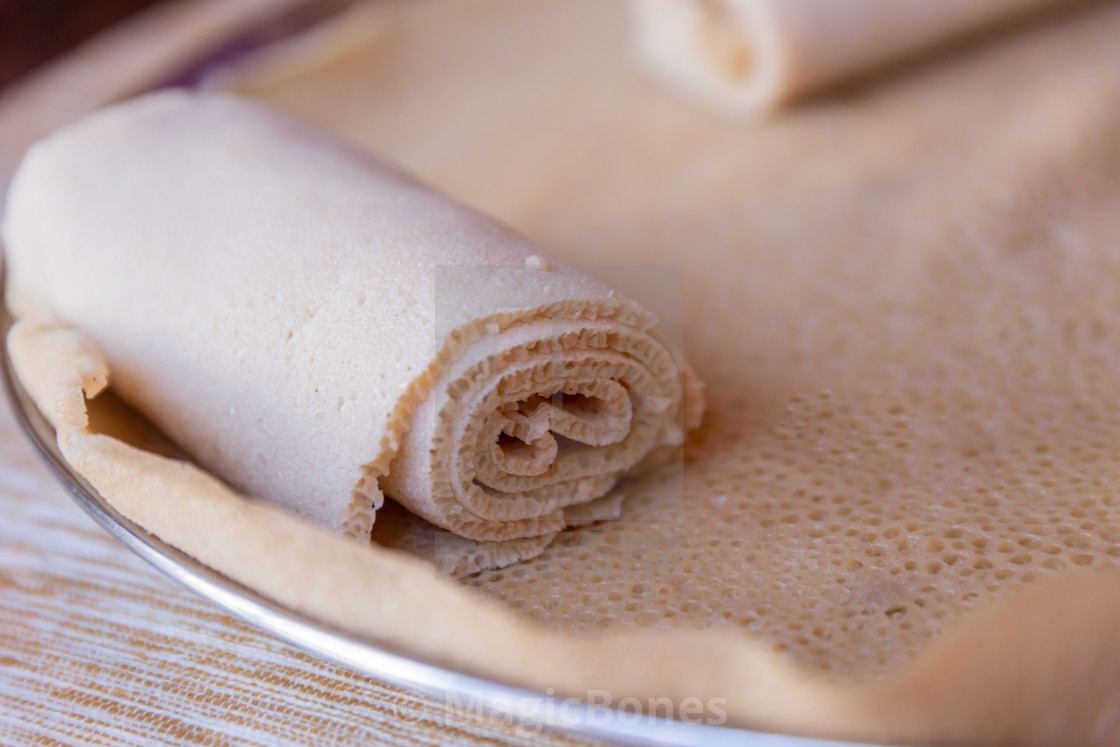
left=0, top=394, right=598, bottom=745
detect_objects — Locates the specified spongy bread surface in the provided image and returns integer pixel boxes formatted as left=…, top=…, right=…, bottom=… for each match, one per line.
left=228, top=0, right=1120, bottom=679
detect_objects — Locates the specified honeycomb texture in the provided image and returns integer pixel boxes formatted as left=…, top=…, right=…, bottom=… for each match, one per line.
left=234, top=0, right=1120, bottom=679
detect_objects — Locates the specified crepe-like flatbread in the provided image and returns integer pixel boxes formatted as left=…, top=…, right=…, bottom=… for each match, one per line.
left=210, top=0, right=1120, bottom=739
left=6, top=0, right=1120, bottom=742
left=9, top=294, right=1120, bottom=746
left=1, top=91, right=702, bottom=568
left=631, top=0, right=1096, bottom=112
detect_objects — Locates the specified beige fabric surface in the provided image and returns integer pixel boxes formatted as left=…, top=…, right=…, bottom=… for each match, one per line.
left=630, top=0, right=1098, bottom=113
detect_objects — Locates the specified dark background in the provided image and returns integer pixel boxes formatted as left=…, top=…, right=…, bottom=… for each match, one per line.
left=0, top=0, right=164, bottom=89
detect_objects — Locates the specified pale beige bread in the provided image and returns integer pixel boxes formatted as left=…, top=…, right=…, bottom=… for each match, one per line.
left=220, top=0, right=1120, bottom=703
left=1, top=90, right=702, bottom=557
left=631, top=0, right=1096, bottom=113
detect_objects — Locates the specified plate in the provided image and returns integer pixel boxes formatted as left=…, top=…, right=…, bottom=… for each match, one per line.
left=0, top=7, right=871, bottom=744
